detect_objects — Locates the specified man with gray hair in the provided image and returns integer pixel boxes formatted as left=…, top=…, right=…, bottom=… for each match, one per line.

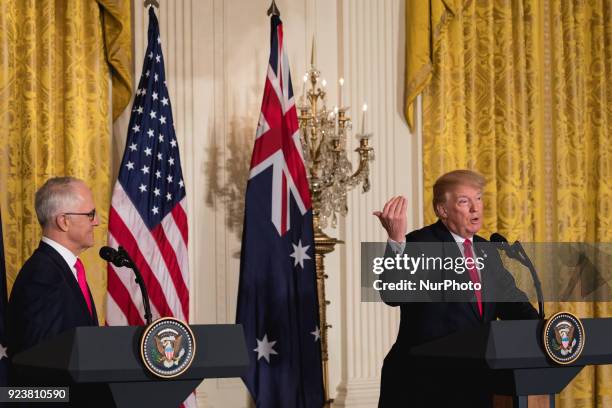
left=7, top=177, right=99, bottom=360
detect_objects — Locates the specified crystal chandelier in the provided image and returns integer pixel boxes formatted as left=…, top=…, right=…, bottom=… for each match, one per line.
left=297, top=58, right=374, bottom=233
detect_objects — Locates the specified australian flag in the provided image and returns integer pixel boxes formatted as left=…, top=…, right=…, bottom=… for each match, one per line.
left=0, top=209, right=7, bottom=385
left=236, top=14, right=324, bottom=408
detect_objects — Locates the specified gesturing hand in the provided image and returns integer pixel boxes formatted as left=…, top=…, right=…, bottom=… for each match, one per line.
left=373, top=196, right=408, bottom=242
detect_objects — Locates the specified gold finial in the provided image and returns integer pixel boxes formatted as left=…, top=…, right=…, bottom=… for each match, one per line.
left=267, top=0, right=280, bottom=17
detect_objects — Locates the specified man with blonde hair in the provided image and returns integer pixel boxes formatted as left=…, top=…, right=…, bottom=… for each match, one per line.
left=374, top=169, right=538, bottom=407
left=8, top=177, right=99, bottom=359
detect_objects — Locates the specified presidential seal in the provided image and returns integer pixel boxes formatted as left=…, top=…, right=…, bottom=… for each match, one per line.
left=140, top=317, right=196, bottom=378
left=543, top=312, right=585, bottom=365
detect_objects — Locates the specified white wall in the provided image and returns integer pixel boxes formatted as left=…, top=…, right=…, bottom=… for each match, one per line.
left=113, top=1, right=421, bottom=406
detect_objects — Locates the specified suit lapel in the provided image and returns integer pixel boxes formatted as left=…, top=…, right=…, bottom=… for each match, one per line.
left=38, top=242, right=96, bottom=325
left=87, top=286, right=99, bottom=325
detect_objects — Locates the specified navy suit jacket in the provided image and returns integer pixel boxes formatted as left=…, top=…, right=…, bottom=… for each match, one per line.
left=7, top=241, right=98, bottom=358
left=379, top=221, right=538, bottom=407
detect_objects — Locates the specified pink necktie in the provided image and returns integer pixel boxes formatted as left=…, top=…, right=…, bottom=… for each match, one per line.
left=75, top=259, right=93, bottom=316
left=462, top=239, right=482, bottom=316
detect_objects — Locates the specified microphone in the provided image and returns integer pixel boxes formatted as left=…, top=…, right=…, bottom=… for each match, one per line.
left=99, top=246, right=132, bottom=268
left=99, top=246, right=117, bottom=262
left=100, top=246, right=118, bottom=263
left=490, top=233, right=544, bottom=319
left=490, top=233, right=522, bottom=261
left=98, top=246, right=152, bottom=325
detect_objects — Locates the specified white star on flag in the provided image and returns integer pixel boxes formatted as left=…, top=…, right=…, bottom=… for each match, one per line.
left=139, top=184, right=147, bottom=193
left=147, top=129, right=155, bottom=137
left=253, top=334, right=278, bottom=363
left=311, top=326, right=321, bottom=342
left=290, top=239, right=311, bottom=268
left=126, top=161, right=135, bottom=170
left=129, top=143, right=137, bottom=152
left=132, top=124, right=140, bottom=133
left=161, top=97, right=169, bottom=106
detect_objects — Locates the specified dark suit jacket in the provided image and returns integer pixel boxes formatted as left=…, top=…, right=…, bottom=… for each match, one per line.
left=378, top=221, right=538, bottom=408
left=7, top=241, right=98, bottom=358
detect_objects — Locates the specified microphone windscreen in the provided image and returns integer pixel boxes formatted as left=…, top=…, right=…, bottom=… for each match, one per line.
left=99, top=246, right=117, bottom=262
left=490, top=233, right=509, bottom=243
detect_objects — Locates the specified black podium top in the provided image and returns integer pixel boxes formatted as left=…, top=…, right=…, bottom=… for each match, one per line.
left=12, top=324, right=248, bottom=383
left=410, top=318, right=612, bottom=370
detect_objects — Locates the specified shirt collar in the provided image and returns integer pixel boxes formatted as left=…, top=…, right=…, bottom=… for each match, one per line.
left=449, top=230, right=472, bottom=245
left=41, top=236, right=78, bottom=271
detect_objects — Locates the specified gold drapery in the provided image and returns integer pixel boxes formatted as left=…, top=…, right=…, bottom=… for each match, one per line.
left=0, top=0, right=132, bottom=324
left=408, top=0, right=612, bottom=406
left=98, top=0, right=133, bottom=121
left=404, top=0, right=462, bottom=130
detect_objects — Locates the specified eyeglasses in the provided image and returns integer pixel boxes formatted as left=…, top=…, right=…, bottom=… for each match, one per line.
left=63, top=209, right=96, bottom=221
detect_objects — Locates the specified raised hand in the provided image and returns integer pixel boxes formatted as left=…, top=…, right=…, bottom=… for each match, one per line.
left=373, top=196, right=408, bottom=242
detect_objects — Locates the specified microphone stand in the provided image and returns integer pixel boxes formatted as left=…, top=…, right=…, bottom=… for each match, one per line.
left=511, top=243, right=545, bottom=320
left=117, top=246, right=153, bottom=326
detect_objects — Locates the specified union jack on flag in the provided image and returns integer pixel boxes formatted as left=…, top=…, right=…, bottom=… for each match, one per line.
left=236, top=14, right=324, bottom=407
left=106, top=7, right=194, bottom=408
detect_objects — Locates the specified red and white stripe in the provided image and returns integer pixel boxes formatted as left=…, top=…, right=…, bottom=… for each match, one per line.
left=106, top=183, right=189, bottom=324
left=105, top=183, right=195, bottom=408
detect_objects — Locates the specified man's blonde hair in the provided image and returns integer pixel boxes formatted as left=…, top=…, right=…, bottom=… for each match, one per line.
left=432, top=170, right=485, bottom=216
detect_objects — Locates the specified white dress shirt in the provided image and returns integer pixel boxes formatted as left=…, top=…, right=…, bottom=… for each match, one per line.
left=448, top=231, right=482, bottom=280
left=387, top=230, right=482, bottom=279
left=41, top=236, right=78, bottom=281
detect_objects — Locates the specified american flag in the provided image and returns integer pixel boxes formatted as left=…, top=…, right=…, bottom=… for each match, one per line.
left=236, top=15, right=324, bottom=407
left=106, top=7, right=194, bottom=407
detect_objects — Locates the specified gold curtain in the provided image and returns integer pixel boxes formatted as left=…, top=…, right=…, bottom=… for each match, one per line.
left=0, top=0, right=132, bottom=324
left=408, top=0, right=612, bottom=406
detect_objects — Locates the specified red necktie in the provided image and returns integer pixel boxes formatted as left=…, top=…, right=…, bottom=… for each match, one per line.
left=462, top=239, right=482, bottom=316
left=75, top=259, right=93, bottom=316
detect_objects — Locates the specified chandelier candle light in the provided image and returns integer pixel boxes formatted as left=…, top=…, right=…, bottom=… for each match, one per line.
left=297, top=43, right=374, bottom=405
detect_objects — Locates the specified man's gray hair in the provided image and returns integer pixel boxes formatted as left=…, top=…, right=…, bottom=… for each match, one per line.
left=35, top=177, right=83, bottom=227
